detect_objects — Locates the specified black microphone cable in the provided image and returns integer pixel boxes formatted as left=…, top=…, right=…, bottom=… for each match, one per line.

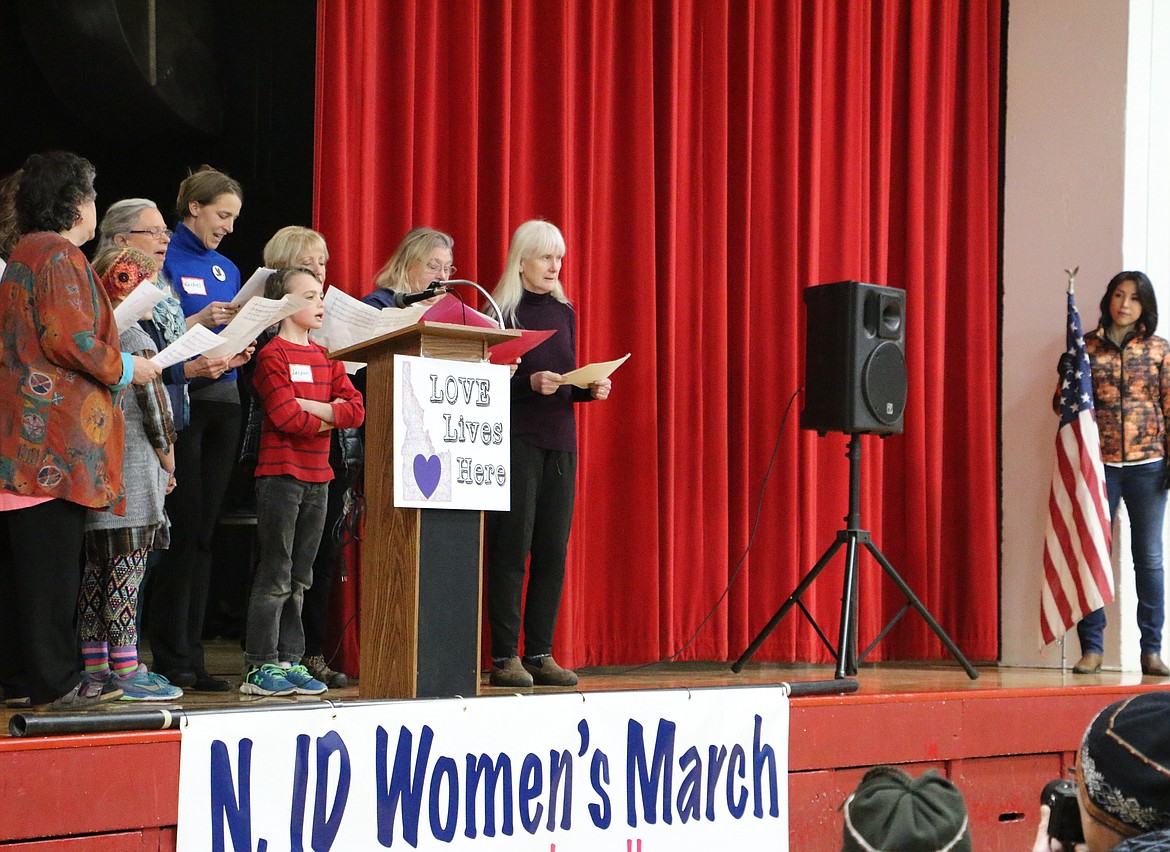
left=617, top=385, right=803, bottom=672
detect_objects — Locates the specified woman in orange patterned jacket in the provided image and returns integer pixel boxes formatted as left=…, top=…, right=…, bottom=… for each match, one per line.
left=1073, top=271, right=1170, bottom=678
left=0, top=152, right=162, bottom=709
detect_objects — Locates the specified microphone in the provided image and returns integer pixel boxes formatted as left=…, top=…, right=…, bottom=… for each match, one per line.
left=440, top=280, right=506, bottom=328
left=391, top=283, right=447, bottom=308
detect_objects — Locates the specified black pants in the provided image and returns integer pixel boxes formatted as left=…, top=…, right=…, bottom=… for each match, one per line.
left=0, top=500, right=85, bottom=704
left=486, top=438, right=576, bottom=659
left=304, top=473, right=349, bottom=659
left=149, top=399, right=241, bottom=675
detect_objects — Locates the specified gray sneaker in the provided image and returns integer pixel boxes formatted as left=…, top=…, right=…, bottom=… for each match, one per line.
left=80, top=671, right=125, bottom=702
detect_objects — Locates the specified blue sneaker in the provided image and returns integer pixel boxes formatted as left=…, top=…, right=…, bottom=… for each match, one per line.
left=115, top=665, right=183, bottom=701
left=282, top=664, right=327, bottom=695
left=240, top=663, right=295, bottom=696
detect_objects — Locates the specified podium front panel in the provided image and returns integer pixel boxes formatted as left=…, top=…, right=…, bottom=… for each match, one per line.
left=417, top=508, right=483, bottom=696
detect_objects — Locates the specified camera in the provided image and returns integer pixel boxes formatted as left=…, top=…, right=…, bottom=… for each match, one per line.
left=1042, top=778, right=1084, bottom=845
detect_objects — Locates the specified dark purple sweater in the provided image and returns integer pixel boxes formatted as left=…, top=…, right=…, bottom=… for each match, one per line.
left=510, top=290, right=592, bottom=452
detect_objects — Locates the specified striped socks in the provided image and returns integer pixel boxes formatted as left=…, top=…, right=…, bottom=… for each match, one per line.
left=82, top=642, right=109, bottom=676
left=110, top=645, right=139, bottom=678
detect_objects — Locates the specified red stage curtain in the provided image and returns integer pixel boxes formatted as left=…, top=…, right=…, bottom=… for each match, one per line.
left=315, top=0, right=1001, bottom=669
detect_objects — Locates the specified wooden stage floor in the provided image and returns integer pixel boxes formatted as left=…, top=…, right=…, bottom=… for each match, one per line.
left=3, top=646, right=1169, bottom=850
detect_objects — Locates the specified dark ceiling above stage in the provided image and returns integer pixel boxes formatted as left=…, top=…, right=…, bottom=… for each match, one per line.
left=0, top=0, right=317, bottom=271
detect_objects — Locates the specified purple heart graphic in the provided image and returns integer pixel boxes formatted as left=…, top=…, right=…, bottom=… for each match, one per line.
left=413, top=454, right=441, bottom=498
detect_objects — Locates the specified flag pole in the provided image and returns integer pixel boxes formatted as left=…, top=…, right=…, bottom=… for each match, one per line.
left=1065, top=265, right=1079, bottom=295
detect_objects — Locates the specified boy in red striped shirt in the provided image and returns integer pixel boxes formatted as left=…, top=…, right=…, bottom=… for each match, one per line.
left=241, top=267, right=364, bottom=696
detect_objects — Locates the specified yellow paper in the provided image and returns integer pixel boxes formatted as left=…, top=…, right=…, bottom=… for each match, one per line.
left=560, top=353, right=631, bottom=388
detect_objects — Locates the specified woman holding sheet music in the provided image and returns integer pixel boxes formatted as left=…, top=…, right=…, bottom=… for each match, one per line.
left=1073, top=271, right=1170, bottom=678
left=148, top=165, right=253, bottom=692
left=97, top=198, right=235, bottom=433
left=0, top=151, right=161, bottom=708
left=485, top=220, right=612, bottom=689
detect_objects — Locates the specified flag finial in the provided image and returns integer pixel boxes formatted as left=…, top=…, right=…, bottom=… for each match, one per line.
left=1065, top=266, right=1079, bottom=294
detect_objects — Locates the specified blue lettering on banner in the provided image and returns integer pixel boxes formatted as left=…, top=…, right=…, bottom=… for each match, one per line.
left=376, top=725, right=431, bottom=847
left=464, top=753, right=514, bottom=839
left=589, top=749, right=612, bottom=828
left=626, top=719, right=675, bottom=826
left=201, top=708, right=781, bottom=848
left=727, top=745, right=747, bottom=818
left=290, top=735, right=310, bottom=849
left=210, top=738, right=259, bottom=852
left=752, top=715, right=780, bottom=819
left=520, top=752, right=544, bottom=833
left=314, top=731, right=352, bottom=849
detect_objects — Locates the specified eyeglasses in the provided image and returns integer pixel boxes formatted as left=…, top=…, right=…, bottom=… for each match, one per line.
left=127, top=228, right=173, bottom=239
left=424, top=260, right=456, bottom=276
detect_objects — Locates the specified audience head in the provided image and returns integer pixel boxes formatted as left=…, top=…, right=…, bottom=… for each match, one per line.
left=97, top=198, right=173, bottom=266
left=1076, top=693, right=1170, bottom=849
left=1099, top=271, right=1157, bottom=337
left=92, top=246, right=157, bottom=304
left=263, top=225, right=329, bottom=283
left=175, top=165, right=242, bottom=251
left=841, top=765, right=971, bottom=852
left=373, top=226, right=454, bottom=294
left=493, top=219, right=569, bottom=323
left=0, top=169, right=23, bottom=260
left=16, top=151, right=97, bottom=243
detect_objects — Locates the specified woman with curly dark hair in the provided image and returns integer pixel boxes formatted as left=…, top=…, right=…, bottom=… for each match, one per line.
left=0, top=151, right=162, bottom=709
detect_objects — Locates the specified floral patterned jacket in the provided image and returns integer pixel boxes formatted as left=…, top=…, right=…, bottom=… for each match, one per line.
left=0, top=232, right=128, bottom=510
left=1085, top=327, right=1170, bottom=464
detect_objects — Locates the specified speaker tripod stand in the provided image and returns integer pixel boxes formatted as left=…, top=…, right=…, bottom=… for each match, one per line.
left=732, top=432, right=979, bottom=680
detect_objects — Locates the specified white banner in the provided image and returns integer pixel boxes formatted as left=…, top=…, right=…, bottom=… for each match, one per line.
left=177, top=687, right=789, bottom=852
left=393, top=354, right=510, bottom=511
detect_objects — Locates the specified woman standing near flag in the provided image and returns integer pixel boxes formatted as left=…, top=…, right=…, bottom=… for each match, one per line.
left=1075, top=271, right=1170, bottom=677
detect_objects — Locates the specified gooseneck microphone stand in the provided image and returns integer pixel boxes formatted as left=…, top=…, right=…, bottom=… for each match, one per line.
left=732, top=433, right=978, bottom=680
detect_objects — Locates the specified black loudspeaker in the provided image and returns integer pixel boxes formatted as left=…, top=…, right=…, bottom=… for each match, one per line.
left=800, top=281, right=907, bottom=435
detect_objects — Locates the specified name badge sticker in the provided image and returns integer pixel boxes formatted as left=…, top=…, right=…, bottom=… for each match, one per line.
left=289, top=364, right=313, bottom=383
left=181, top=277, right=207, bottom=296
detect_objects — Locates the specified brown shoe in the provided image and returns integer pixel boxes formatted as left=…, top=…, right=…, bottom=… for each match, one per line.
left=489, top=656, right=534, bottom=688
left=1072, top=652, right=1103, bottom=674
left=523, top=655, right=579, bottom=687
left=1141, top=653, right=1170, bottom=677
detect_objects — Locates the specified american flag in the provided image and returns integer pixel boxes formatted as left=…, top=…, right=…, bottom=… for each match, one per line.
left=1041, top=291, right=1114, bottom=646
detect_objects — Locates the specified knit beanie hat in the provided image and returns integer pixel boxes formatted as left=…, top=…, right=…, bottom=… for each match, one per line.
left=842, top=766, right=971, bottom=852
left=1078, top=693, right=1170, bottom=838
left=94, top=246, right=156, bottom=302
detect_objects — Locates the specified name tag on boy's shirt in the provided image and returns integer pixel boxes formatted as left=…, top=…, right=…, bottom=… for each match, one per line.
left=289, top=364, right=313, bottom=383
left=181, top=277, right=207, bottom=296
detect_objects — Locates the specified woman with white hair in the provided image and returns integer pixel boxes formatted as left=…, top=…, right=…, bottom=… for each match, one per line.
left=485, top=220, right=612, bottom=688
left=97, top=198, right=233, bottom=433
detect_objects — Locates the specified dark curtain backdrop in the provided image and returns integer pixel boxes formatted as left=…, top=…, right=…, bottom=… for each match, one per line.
left=314, top=0, right=1001, bottom=671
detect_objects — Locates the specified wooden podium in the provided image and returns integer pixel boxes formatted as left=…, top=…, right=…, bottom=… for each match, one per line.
left=331, top=321, right=518, bottom=700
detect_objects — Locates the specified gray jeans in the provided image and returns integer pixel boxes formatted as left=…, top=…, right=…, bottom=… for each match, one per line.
left=245, top=475, right=328, bottom=666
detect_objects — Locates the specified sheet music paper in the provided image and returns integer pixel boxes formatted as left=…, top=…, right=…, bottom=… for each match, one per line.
left=312, top=286, right=428, bottom=354
left=113, top=280, right=168, bottom=334
left=560, top=353, right=631, bottom=388
left=231, top=266, right=275, bottom=307
left=149, top=324, right=223, bottom=368
left=203, top=294, right=310, bottom=359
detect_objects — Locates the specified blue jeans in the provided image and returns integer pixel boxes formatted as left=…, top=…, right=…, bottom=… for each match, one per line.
left=244, top=475, right=328, bottom=666
left=1078, top=460, right=1167, bottom=655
